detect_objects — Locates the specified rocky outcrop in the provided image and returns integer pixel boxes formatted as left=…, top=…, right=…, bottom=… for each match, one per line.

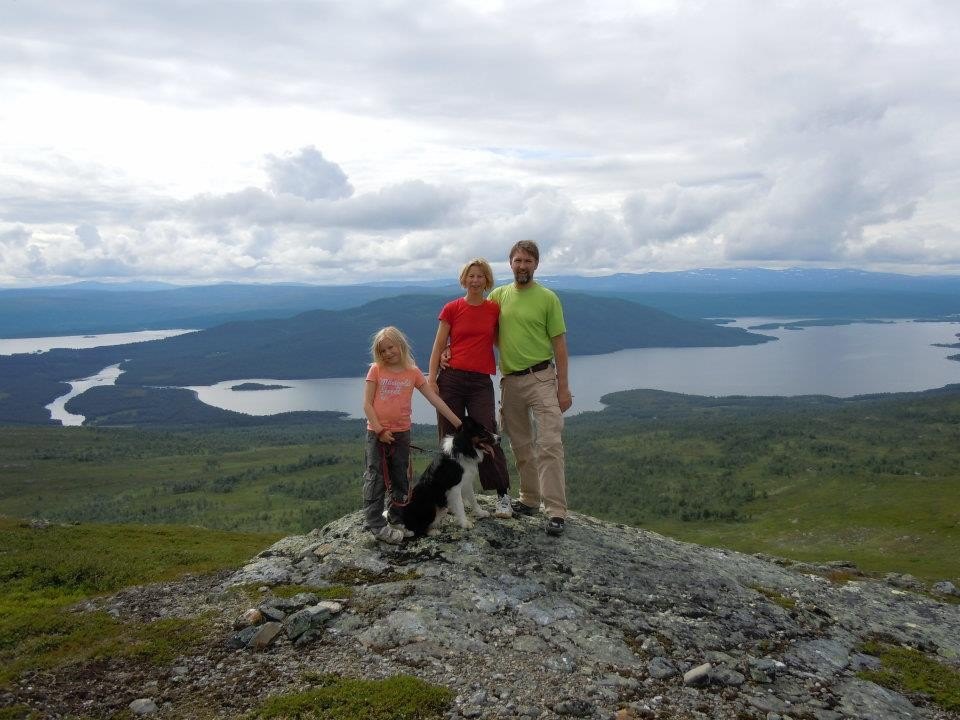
left=7, top=502, right=958, bottom=719
left=219, top=503, right=960, bottom=719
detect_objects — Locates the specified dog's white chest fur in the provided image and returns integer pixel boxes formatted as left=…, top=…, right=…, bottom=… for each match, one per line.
left=439, top=436, right=487, bottom=529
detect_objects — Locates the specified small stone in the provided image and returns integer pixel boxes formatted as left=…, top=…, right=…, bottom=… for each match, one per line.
left=227, top=625, right=259, bottom=649
left=248, top=621, right=283, bottom=649
left=258, top=605, right=287, bottom=622
left=683, top=662, right=712, bottom=686
left=553, top=698, right=595, bottom=716
left=711, top=666, right=746, bottom=686
left=884, top=572, right=923, bottom=590
left=543, top=655, right=576, bottom=673
left=647, top=657, right=678, bottom=679
left=849, top=653, right=882, bottom=671
left=467, top=690, right=487, bottom=705
left=233, top=608, right=263, bottom=629
left=129, top=698, right=158, bottom=715
left=933, top=580, right=959, bottom=596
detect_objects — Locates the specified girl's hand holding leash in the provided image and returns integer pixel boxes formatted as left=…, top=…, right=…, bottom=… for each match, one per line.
left=378, top=429, right=395, bottom=444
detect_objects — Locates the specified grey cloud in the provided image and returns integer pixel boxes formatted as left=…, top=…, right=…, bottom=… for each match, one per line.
left=265, top=147, right=353, bottom=201
left=721, top=75, right=933, bottom=263
left=185, top=180, right=466, bottom=231
left=328, top=181, right=467, bottom=230
left=75, top=223, right=102, bottom=248
left=623, top=183, right=754, bottom=245
left=0, top=226, right=31, bottom=247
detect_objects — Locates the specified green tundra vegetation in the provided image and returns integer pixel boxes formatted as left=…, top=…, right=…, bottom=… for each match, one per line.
left=0, top=516, right=279, bottom=686
left=2, top=386, right=959, bottom=711
left=2, top=385, right=959, bottom=582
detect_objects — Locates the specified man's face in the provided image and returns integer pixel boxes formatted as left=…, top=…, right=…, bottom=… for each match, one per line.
left=510, top=250, right=538, bottom=285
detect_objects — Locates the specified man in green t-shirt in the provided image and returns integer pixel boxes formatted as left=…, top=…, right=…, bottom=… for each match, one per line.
left=489, top=240, right=572, bottom=536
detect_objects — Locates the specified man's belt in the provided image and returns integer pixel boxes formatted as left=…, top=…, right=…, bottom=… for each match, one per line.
left=507, top=360, right=551, bottom=376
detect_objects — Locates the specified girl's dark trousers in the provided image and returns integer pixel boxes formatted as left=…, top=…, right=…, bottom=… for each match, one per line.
left=362, top=429, right=411, bottom=530
left=437, top=368, right=510, bottom=494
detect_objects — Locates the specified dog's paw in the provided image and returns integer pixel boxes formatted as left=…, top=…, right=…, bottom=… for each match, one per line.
left=473, top=508, right=490, bottom=519
left=427, top=527, right=441, bottom=536
left=458, top=519, right=475, bottom=529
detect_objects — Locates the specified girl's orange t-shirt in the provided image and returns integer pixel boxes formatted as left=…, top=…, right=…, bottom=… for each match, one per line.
left=365, top=364, right=426, bottom=432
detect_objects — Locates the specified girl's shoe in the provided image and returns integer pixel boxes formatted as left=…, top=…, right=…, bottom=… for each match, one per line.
left=374, top=526, right=404, bottom=544
left=494, top=494, right=513, bottom=518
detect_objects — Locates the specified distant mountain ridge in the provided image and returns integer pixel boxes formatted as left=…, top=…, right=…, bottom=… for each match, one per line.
left=0, top=291, right=772, bottom=423
left=544, top=267, right=960, bottom=293
left=2, top=268, right=959, bottom=338
left=113, top=292, right=772, bottom=386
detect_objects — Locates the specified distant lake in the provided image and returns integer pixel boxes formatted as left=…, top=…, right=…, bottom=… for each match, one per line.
left=0, top=329, right=194, bottom=355
left=46, top=364, right=123, bottom=426
left=184, top=319, right=960, bottom=425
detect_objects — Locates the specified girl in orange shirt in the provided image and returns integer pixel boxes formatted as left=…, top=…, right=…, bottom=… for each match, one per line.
left=362, top=326, right=462, bottom=544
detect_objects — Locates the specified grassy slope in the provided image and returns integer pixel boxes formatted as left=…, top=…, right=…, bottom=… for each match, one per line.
left=569, top=388, right=960, bottom=581
left=1, top=387, right=959, bottom=582
left=0, top=516, right=279, bottom=685
left=0, top=423, right=438, bottom=534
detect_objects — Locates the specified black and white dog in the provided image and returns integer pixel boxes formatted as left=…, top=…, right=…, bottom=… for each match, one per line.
left=397, top=416, right=497, bottom=537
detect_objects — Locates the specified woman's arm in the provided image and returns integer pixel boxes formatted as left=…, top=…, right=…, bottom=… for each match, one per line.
left=419, top=383, right=462, bottom=429
left=427, top=320, right=451, bottom=392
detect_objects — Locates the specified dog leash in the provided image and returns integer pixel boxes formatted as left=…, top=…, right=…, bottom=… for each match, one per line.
left=380, top=441, right=430, bottom=508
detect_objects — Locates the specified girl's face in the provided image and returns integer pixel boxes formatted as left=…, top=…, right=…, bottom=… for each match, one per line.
left=378, top=338, right=401, bottom=366
left=465, top=267, right=487, bottom=293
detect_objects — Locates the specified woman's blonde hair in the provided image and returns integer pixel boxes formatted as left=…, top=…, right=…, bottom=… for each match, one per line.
left=370, top=326, right=415, bottom=368
left=458, top=257, right=495, bottom=291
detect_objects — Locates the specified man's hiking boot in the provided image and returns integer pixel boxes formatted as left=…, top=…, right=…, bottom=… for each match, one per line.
left=512, top=500, right=537, bottom=516
left=545, top=517, right=565, bottom=536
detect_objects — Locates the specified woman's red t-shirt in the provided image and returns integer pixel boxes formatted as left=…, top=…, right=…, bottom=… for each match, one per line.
left=439, top=297, right=499, bottom=375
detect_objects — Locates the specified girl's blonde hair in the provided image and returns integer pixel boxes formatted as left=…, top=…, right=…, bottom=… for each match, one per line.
left=459, top=257, right=495, bottom=291
left=370, top=326, right=415, bottom=368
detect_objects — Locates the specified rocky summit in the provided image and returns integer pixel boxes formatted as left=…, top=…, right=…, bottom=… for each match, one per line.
left=10, top=499, right=960, bottom=719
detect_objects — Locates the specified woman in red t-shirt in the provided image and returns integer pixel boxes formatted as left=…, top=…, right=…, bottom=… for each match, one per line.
left=427, top=258, right=512, bottom=518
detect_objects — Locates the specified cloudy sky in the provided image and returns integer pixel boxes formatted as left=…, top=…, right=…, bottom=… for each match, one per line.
left=2, top=0, right=959, bottom=286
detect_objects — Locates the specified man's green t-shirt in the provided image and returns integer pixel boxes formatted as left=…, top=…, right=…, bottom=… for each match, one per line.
left=488, top=282, right=566, bottom=374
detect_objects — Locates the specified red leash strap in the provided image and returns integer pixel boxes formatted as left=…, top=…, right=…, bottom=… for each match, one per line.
left=380, top=441, right=415, bottom=508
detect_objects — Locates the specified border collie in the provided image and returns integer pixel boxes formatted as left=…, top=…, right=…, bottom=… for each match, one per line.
left=397, top=417, right=497, bottom=537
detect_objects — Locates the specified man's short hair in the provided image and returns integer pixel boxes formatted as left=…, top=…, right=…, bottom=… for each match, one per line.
left=509, top=240, right=539, bottom=263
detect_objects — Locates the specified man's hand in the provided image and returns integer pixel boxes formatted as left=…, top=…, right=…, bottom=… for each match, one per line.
left=558, top=387, right=573, bottom=413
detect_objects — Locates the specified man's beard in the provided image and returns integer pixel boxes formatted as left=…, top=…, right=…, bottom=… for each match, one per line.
left=514, top=269, right=532, bottom=285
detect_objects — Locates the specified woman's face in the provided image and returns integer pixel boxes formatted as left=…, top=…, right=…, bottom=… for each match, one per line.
left=465, top=266, right=487, bottom=292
